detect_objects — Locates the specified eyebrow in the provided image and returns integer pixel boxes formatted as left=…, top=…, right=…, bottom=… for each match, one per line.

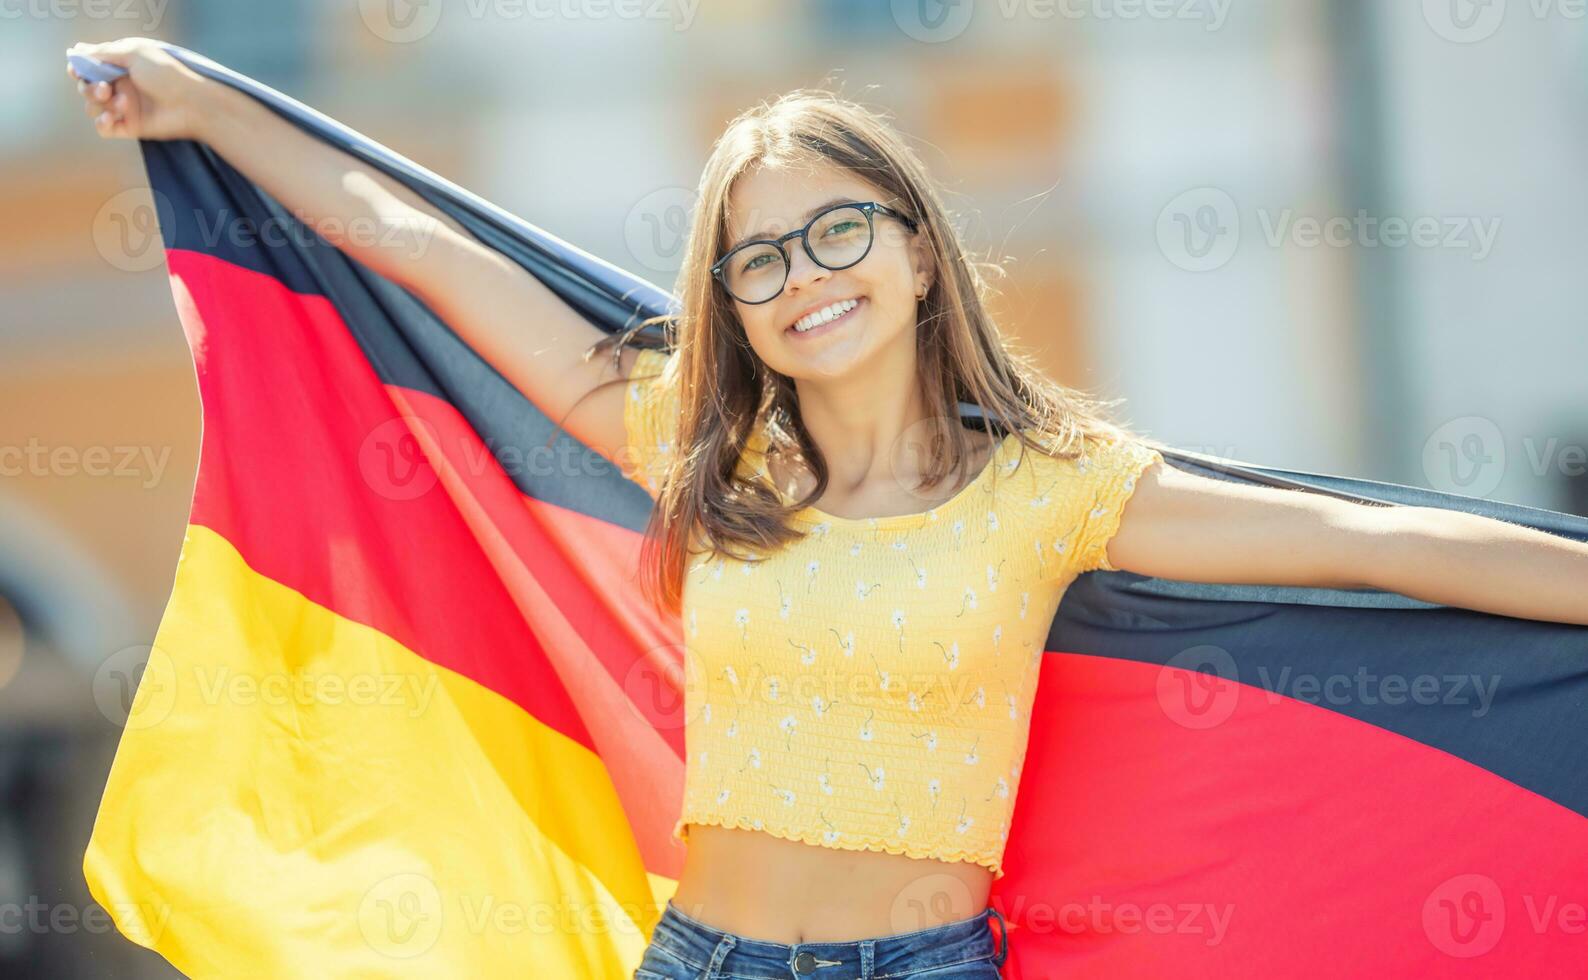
left=724, top=196, right=859, bottom=253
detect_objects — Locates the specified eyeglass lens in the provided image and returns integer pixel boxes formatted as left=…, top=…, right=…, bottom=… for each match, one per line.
left=722, top=205, right=873, bottom=303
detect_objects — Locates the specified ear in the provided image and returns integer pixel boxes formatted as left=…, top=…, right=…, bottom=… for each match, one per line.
left=910, top=230, right=936, bottom=298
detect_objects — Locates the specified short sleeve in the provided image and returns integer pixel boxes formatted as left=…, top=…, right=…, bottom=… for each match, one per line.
left=1038, top=435, right=1163, bottom=576
left=621, top=347, right=680, bottom=496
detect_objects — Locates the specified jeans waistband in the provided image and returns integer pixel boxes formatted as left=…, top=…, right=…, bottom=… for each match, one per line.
left=648, top=899, right=1009, bottom=978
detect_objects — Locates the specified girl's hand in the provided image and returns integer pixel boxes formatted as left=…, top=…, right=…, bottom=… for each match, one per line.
left=66, top=37, right=209, bottom=142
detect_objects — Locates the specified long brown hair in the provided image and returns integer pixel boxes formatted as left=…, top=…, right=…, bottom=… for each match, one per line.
left=583, top=87, right=1168, bottom=614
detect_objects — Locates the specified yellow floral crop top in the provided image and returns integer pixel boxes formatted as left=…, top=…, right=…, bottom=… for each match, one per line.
left=622, top=346, right=1162, bottom=879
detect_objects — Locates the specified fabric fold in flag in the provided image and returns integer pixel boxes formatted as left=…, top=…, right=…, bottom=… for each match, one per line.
left=83, top=42, right=1588, bottom=978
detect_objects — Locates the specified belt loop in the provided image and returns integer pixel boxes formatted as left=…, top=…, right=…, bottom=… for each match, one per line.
left=987, top=906, right=1009, bottom=967
left=703, top=932, right=736, bottom=979
left=859, top=938, right=875, bottom=979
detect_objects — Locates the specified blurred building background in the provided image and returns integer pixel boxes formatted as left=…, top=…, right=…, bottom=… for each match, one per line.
left=3, top=1, right=1586, bottom=975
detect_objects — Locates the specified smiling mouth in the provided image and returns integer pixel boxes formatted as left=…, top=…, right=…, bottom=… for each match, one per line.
left=787, top=297, right=864, bottom=338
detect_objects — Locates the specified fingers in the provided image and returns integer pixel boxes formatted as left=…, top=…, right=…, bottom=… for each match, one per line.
left=77, top=78, right=125, bottom=132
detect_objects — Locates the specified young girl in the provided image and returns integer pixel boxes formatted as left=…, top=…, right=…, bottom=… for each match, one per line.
left=71, top=38, right=1588, bottom=980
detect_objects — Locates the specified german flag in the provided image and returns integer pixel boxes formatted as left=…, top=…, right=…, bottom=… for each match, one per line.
left=82, top=44, right=1588, bottom=978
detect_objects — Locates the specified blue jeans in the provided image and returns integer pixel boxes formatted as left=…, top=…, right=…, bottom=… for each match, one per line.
left=632, top=899, right=1010, bottom=979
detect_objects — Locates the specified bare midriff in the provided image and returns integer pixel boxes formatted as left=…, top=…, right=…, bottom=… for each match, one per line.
left=667, top=822, right=994, bottom=944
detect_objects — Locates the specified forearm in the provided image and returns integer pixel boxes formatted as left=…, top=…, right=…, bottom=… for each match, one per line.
left=1366, top=505, right=1588, bottom=626
left=189, top=80, right=462, bottom=283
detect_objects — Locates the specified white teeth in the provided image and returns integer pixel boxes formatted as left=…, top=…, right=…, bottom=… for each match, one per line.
left=793, top=298, right=859, bottom=333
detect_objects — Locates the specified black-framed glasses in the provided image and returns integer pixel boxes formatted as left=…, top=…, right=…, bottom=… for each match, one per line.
left=710, top=200, right=921, bottom=305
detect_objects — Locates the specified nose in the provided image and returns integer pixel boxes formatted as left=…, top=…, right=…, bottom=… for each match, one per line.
left=781, top=238, right=830, bottom=294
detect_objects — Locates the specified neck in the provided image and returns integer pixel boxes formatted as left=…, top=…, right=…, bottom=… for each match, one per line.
left=792, top=345, right=933, bottom=489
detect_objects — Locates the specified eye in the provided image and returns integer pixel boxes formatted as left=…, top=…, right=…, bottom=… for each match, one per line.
left=823, top=220, right=863, bottom=237
left=741, top=252, right=774, bottom=272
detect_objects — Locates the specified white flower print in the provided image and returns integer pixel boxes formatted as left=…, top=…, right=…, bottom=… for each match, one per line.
left=891, top=609, right=907, bottom=651
left=819, top=811, right=841, bottom=844
left=985, top=559, right=1005, bottom=593
left=772, top=784, right=796, bottom=806
left=860, top=709, right=875, bottom=742
left=859, top=761, right=885, bottom=791
left=818, top=758, right=835, bottom=795
left=891, top=540, right=908, bottom=552
left=738, top=746, right=762, bottom=771
left=927, top=778, right=941, bottom=808
left=776, top=581, right=792, bottom=620
left=893, top=798, right=912, bottom=835
left=811, top=694, right=838, bottom=718
left=702, top=702, right=711, bottom=725
left=766, top=676, right=781, bottom=701
left=849, top=541, right=863, bottom=558
left=828, top=628, right=856, bottom=658
left=734, top=608, right=750, bottom=640
left=804, top=559, right=820, bottom=590
left=712, top=559, right=725, bottom=582
left=790, top=637, right=817, bottom=666
left=812, top=521, right=832, bottom=537
left=715, top=787, right=731, bottom=805
left=867, top=648, right=891, bottom=692
left=955, top=799, right=973, bottom=834
left=855, top=579, right=881, bottom=600
left=779, top=713, right=798, bottom=748
left=964, top=734, right=980, bottom=766
left=910, top=729, right=938, bottom=752
left=956, top=587, right=978, bottom=616
left=992, top=624, right=1003, bottom=657
left=723, top=664, right=738, bottom=687
left=907, top=691, right=923, bottom=713
left=1019, top=592, right=1029, bottom=620
left=935, top=640, right=960, bottom=671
